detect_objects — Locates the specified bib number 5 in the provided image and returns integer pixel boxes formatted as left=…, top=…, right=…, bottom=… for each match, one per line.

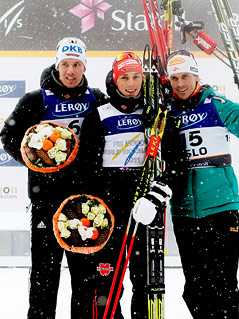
left=182, top=130, right=207, bottom=158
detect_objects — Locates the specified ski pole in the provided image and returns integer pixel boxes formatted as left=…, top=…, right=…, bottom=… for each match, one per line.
left=163, top=0, right=173, bottom=50
left=142, top=0, right=169, bottom=83
left=191, top=30, right=233, bottom=68
left=150, top=0, right=168, bottom=68
left=209, top=0, right=239, bottom=87
left=142, top=0, right=163, bottom=58
left=220, top=0, right=239, bottom=55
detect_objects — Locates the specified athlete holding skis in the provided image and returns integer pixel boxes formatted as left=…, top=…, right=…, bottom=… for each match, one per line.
left=79, top=52, right=170, bottom=318
left=133, top=49, right=239, bottom=319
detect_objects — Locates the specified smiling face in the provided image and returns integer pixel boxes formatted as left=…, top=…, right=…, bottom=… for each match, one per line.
left=169, top=72, right=199, bottom=100
left=116, top=72, right=143, bottom=97
left=57, top=58, right=85, bottom=88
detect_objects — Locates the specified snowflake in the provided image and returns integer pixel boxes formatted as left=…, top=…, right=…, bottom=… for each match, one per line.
left=69, top=0, right=112, bottom=33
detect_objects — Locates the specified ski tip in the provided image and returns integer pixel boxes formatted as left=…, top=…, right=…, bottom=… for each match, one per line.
left=143, top=44, right=151, bottom=60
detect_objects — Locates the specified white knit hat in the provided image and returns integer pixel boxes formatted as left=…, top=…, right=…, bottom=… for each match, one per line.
left=167, top=54, right=198, bottom=78
left=55, top=37, right=87, bottom=69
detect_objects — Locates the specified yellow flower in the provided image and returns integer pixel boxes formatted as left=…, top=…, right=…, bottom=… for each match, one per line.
left=82, top=203, right=90, bottom=215
left=58, top=221, right=67, bottom=232
left=99, top=204, right=106, bottom=214
left=60, top=228, right=71, bottom=239
left=47, top=146, right=58, bottom=159
left=93, top=213, right=104, bottom=227
left=55, top=138, right=67, bottom=151
left=101, top=218, right=108, bottom=229
left=58, top=213, right=68, bottom=222
left=91, top=206, right=100, bottom=215
left=87, top=212, right=96, bottom=220
left=55, top=151, right=67, bottom=165
left=60, top=128, right=72, bottom=140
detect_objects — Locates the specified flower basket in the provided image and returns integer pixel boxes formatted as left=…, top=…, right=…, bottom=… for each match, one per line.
left=53, top=194, right=114, bottom=254
left=20, top=122, right=78, bottom=173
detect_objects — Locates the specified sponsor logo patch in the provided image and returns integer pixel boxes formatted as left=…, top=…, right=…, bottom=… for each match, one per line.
left=37, top=221, right=46, bottom=229
left=97, top=263, right=114, bottom=276
left=169, top=57, right=185, bottom=65
left=0, top=81, right=25, bottom=98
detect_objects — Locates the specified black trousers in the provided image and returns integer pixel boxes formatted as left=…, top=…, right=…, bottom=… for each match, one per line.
left=27, top=200, right=68, bottom=319
left=66, top=203, right=148, bottom=319
left=27, top=197, right=148, bottom=319
left=172, top=211, right=239, bottom=319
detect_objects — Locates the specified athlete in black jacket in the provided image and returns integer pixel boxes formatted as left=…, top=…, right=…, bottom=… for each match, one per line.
left=0, top=37, right=108, bottom=319
left=78, top=52, right=150, bottom=319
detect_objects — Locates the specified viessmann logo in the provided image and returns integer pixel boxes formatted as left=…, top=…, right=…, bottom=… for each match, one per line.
left=0, top=1, right=25, bottom=36
left=69, top=0, right=112, bottom=33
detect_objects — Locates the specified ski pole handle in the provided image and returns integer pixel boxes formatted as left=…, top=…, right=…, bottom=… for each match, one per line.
left=193, top=30, right=218, bottom=55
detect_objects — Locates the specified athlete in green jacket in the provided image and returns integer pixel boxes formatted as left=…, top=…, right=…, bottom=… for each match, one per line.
left=133, top=50, right=239, bottom=319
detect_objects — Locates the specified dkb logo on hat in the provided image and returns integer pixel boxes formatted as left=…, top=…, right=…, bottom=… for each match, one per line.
left=62, top=44, right=83, bottom=55
left=55, top=38, right=87, bottom=69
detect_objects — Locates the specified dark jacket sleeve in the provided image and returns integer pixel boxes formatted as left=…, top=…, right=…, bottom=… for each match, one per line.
left=78, top=108, right=105, bottom=196
left=92, top=88, right=109, bottom=107
left=0, top=89, right=44, bottom=165
left=159, top=113, right=189, bottom=194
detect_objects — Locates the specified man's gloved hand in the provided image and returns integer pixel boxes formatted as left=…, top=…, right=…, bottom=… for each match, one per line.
left=132, top=181, right=172, bottom=225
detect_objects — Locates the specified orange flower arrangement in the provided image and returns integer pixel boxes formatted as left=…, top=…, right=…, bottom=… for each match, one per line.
left=53, top=194, right=114, bottom=254
left=20, top=122, right=78, bottom=173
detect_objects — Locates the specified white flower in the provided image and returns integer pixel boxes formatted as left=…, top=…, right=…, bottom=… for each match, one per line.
left=78, top=226, right=94, bottom=241
left=55, top=127, right=64, bottom=134
left=58, top=213, right=68, bottom=222
left=28, top=133, right=44, bottom=149
left=60, top=228, right=71, bottom=239
left=69, top=218, right=81, bottom=230
left=60, top=128, right=72, bottom=140
left=55, top=138, right=67, bottom=151
left=35, top=124, right=50, bottom=133
left=82, top=203, right=90, bottom=215
left=39, top=126, right=54, bottom=139
left=55, top=151, right=67, bottom=165
left=91, top=206, right=100, bottom=215
left=47, top=146, right=58, bottom=159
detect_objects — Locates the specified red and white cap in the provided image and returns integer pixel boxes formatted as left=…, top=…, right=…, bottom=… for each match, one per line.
left=112, top=52, right=143, bottom=84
